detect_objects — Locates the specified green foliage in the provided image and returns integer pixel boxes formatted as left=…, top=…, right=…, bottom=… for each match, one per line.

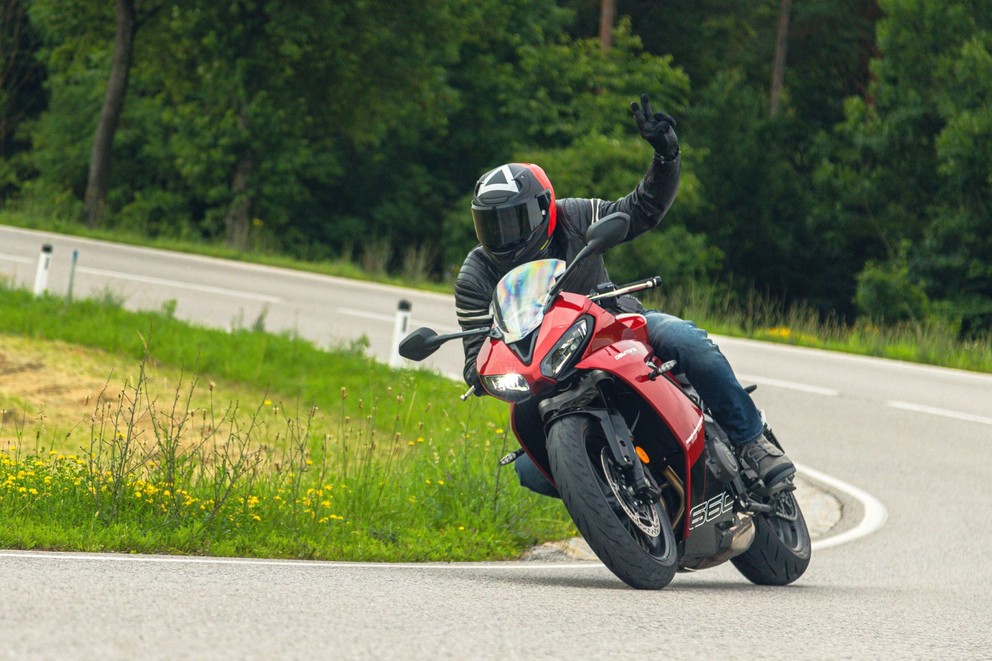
left=854, top=252, right=930, bottom=324
left=3, top=0, right=992, bottom=336
left=817, top=0, right=992, bottom=331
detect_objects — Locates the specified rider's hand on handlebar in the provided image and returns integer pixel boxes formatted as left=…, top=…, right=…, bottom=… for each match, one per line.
left=466, top=370, right=486, bottom=397
left=630, top=93, right=679, bottom=161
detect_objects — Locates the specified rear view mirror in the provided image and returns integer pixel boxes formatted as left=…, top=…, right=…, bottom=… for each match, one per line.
left=399, top=327, right=443, bottom=361
left=585, top=212, right=630, bottom=253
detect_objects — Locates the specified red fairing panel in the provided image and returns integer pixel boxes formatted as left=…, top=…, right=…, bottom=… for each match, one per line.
left=576, top=339, right=705, bottom=466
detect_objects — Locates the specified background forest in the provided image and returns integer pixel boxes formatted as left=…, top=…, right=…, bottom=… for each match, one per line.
left=1, top=0, right=990, bottom=335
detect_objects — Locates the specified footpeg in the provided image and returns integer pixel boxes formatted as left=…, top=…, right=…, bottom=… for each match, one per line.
left=498, top=448, right=525, bottom=466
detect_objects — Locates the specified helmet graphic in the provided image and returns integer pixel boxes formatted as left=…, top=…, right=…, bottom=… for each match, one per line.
left=471, top=163, right=557, bottom=266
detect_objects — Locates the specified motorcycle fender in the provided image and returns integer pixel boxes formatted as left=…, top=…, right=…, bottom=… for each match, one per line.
left=546, top=407, right=635, bottom=470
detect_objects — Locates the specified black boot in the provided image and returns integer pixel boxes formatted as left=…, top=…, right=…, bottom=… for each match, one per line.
left=738, top=434, right=795, bottom=491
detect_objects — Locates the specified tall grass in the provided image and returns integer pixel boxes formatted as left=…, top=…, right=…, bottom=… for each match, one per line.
left=647, top=283, right=992, bottom=373
left=0, top=285, right=574, bottom=560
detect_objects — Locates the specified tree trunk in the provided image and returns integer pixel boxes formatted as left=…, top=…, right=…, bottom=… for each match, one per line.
left=769, top=0, right=792, bottom=116
left=224, top=152, right=253, bottom=251
left=84, top=0, right=136, bottom=227
left=599, top=0, right=616, bottom=53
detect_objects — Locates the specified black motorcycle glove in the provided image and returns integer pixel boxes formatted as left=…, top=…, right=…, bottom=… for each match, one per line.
left=630, top=93, right=679, bottom=161
left=465, top=366, right=486, bottom=397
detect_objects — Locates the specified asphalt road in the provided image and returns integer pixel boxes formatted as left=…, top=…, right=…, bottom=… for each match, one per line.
left=1, top=225, right=990, bottom=659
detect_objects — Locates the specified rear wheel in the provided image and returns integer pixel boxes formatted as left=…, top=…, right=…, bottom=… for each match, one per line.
left=731, top=489, right=811, bottom=585
left=547, top=414, right=678, bottom=589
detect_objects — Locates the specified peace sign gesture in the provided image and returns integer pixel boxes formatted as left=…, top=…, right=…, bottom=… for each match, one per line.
left=630, top=93, right=680, bottom=161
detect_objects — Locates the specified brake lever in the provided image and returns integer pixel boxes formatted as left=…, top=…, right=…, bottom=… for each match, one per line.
left=460, top=385, right=476, bottom=401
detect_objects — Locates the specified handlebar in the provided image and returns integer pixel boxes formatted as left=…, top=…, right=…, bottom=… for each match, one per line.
left=588, top=276, right=662, bottom=302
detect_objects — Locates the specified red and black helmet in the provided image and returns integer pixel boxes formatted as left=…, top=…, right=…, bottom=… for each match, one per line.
left=471, top=163, right=557, bottom=266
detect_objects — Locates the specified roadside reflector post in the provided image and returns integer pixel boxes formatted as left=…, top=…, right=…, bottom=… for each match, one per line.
left=390, top=299, right=412, bottom=368
left=33, top=244, right=53, bottom=296
left=66, top=249, right=79, bottom=303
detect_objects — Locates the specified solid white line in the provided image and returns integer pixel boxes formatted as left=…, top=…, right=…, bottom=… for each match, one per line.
left=76, top=266, right=282, bottom=304
left=887, top=400, right=992, bottom=427
left=738, top=374, right=840, bottom=397
left=0, top=466, right=885, bottom=569
left=799, top=462, right=888, bottom=551
left=0, top=550, right=601, bottom=571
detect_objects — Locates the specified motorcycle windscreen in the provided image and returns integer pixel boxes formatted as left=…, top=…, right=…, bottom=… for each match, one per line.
left=492, top=258, right=566, bottom=344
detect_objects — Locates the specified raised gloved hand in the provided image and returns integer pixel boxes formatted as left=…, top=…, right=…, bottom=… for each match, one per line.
left=630, top=93, right=679, bottom=161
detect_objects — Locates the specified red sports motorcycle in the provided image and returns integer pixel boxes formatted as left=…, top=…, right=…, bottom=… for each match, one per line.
left=400, top=212, right=810, bottom=589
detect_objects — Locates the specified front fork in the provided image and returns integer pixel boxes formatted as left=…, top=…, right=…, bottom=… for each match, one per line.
left=539, top=371, right=662, bottom=503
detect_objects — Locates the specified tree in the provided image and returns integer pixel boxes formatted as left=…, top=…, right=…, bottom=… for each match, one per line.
left=0, top=0, right=45, bottom=194
left=599, top=0, right=616, bottom=52
left=82, top=0, right=136, bottom=227
left=769, top=0, right=792, bottom=115
left=812, top=0, right=992, bottom=329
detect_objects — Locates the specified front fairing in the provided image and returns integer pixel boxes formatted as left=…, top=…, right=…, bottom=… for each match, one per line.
left=478, top=292, right=590, bottom=395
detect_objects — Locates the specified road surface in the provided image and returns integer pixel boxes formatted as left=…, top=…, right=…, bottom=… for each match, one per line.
left=1, top=225, right=990, bottom=659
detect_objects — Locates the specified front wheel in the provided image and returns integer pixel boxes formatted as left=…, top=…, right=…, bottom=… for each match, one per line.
left=547, top=414, right=678, bottom=589
left=731, top=489, right=811, bottom=585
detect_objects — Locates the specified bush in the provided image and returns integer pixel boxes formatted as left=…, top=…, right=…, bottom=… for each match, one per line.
left=854, top=255, right=929, bottom=324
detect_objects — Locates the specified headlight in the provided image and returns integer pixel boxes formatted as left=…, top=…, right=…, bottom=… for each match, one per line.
left=481, top=373, right=531, bottom=402
left=540, top=317, right=591, bottom=378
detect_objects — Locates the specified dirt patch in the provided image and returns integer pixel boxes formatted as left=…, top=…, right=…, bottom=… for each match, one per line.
left=0, top=337, right=118, bottom=437
left=0, top=335, right=261, bottom=452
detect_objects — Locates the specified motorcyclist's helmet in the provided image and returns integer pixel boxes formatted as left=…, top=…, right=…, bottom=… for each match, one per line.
left=471, top=163, right=557, bottom=266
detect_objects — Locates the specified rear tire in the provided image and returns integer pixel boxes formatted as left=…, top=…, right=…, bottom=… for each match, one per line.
left=547, top=415, right=678, bottom=589
left=731, top=490, right=811, bottom=585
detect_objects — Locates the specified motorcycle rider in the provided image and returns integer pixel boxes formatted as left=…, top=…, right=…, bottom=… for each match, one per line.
left=455, top=93, right=795, bottom=495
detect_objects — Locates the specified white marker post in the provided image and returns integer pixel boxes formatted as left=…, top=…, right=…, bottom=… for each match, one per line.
left=389, top=299, right=412, bottom=368
left=33, top=244, right=53, bottom=296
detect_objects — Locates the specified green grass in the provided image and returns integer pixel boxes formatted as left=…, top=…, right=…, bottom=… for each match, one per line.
left=0, top=285, right=575, bottom=560
left=647, top=284, right=992, bottom=374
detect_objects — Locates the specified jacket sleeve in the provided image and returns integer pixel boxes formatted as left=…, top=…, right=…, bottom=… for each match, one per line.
left=453, top=248, right=495, bottom=386
left=590, top=153, right=681, bottom=243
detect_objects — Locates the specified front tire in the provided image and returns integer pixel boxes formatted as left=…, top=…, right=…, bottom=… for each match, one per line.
left=731, top=489, right=811, bottom=585
left=547, top=415, right=678, bottom=589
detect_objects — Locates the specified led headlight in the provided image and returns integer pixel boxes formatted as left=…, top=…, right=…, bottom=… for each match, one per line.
left=540, top=317, right=591, bottom=378
left=481, top=373, right=531, bottom=402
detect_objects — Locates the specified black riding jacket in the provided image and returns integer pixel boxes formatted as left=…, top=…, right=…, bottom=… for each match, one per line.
left=454, top=153, right=681, bottom=387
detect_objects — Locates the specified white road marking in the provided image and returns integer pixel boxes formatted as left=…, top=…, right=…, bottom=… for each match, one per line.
left=337, top=307, right=395, bottom=323
left=0, top=253, right=34, bottom=264
left=76, top=266, right=282, bottom=303
left=0, top=550, right=603, bottom=570
left=339, top=307, right=461, bottom=334
left=0, top=465, right=886, bottom=569
left=800, top=462, right=888, bottom=551
left=738, top=374, right=840, bottom=397
left=887, top=400, right=992, bottom=426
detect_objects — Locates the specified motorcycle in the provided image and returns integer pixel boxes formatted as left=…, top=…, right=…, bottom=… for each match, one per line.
left=399, top=212, right=811, bottom=589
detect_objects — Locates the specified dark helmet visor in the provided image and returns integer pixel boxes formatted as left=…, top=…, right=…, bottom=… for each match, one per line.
left=472, top=194, right=550, bottom=253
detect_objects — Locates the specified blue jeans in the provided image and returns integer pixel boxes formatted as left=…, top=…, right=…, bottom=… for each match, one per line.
left=515, top=311, right=764, bottom=497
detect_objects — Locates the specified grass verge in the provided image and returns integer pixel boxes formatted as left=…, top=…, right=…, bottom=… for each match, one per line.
left=647, top=284, right=992, bottom=374
left=0, top=285, right=575, bottom=560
